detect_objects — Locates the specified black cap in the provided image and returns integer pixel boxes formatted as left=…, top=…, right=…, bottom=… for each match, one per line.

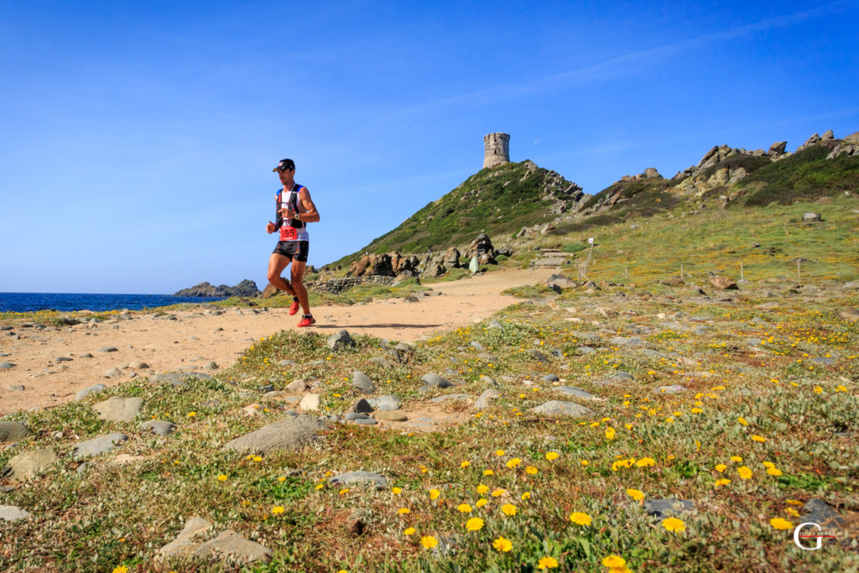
left=273, top=158, right=295, bottom=172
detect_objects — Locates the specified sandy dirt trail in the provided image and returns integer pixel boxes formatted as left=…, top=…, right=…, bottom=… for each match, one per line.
left=0, top=268, right=555, bottom=416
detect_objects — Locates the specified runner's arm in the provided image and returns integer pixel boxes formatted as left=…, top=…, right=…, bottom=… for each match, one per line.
left=295, top=188, right=320, bottom=222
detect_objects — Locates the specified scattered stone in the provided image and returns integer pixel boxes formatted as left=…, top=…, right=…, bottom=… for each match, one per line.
left=607, top=338, right=645, bottom=350
left=709, top=276, right=738, bottom=290
left=352, top=371, right=376, bottom=394
left=299, top=394, right=321, bottom=412
left=329, top=471, right=388, bottom=490
left=72, top=433, right=128, bottom=460
left=802, top=498, right=845, bottom=529
left=203, top=361, right=219, bottom=370
left=644, top=499, right=695, bottom=518
left=285, top=380, right=307, bottom=393
left=140, top=420, right=177, bottom=436
left=843, top=281, right=859, bottom=291
left=104, top=367, right=123, bottom=378
left=479, top=375, right=498, bottom=387
left=151, top=372, right=213, bottom=388
left=803, top=212, right=822, bottom=222
left=431, top=394, right=470, bottom=403
left=348, top=398, right=374, bottom=414
left=0, top=506, right=31, bottom=522
left=543, top=374, right=560, bottom=382
left=657, top=385, right=686, bottom=394
left=554, top=387, right=598, bottom=400
left=193, top=529, right=272, bottom=564
left=350, top=418, right=378, bottom=425
left=528, top=349, right=550, bottom=362
left=223, top=416, right=326, bottom=454
left=7, top=385, right=25, bottom=392
left=97, top=347, right=118, bottom=353
left=368, top=395, right=403, bottom=411
left=157, top=517, right=213, bottom=560
left=421, top=373, right=454, bottom=388
left=0, top=422, right=33, bottom=444
left=810, top=357, right=836, bottom=366
left=344, top=412, right=370, bottom=421
left=531, top=401, right=594, bottom=418
left=470, top=341, right=485, bottom=351
left=129, top=361, right=150, bottom=369
left=474, top=389, right=502, bottom=410
left=1, top=448, right=58, bottom=481
left=613, top=371, right=634, bottom=382
left=840, top=308, right=859, bottom=321
left=93, top=397, right=144, bottom=422
left=327, top=330, right=354, bottom=351
left=0, top=362, right=15, bottom=369
left=375, top=411, right=408, bottom=422
left=660, top=278, right=685, bottom=287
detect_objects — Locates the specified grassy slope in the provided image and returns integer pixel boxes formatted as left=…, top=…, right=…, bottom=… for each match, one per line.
left=2, top=159, right=859, bottom=572
left=327, top=161, right=579, bottom=270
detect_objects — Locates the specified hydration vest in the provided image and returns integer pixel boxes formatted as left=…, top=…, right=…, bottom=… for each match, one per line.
left=275, top=184, right=310, bottom=242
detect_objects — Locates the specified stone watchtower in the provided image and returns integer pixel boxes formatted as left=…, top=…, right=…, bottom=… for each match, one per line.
left=483, top=132, right=510, bottom=169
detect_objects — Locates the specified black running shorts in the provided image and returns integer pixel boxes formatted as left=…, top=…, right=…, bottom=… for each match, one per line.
left=272, top=240, right=309, bottom=262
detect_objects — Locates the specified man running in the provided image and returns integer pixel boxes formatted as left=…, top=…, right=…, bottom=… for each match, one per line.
left=266, top=158, right=320, bottom=327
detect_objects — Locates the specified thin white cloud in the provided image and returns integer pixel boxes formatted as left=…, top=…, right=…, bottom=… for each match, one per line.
left=383, top=2, right=855, bottom=121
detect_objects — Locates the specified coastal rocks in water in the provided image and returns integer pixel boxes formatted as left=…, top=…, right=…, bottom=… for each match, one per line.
left=1, top=448, right=58, bottom=482
left=173, top=280, right=261, bottom=298
left=223, top=416, right=326, bottom=454
left=0, top=421, right=33, bottom=444
left=531, top=401, right=594, bottom=417
left=75, top=384, right=108, bottom=401
left=93, top=397, right=144, bottom=422
left=72, top=433, right=129, bottom=460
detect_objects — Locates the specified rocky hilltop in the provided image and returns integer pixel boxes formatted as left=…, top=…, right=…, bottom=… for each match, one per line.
left=173, top=279, right=260, bottom=298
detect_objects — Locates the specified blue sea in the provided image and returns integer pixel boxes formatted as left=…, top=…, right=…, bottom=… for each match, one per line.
left=0, top=292, right=227, bottom=313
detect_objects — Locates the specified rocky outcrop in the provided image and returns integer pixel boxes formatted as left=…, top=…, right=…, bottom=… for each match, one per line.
left=173, top=280, right=260, bottom=298
left=465, top=234, right=496, bottom=264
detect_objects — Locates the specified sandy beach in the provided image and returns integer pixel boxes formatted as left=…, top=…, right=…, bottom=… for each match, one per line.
left=0, top=268, right=554, bottom=416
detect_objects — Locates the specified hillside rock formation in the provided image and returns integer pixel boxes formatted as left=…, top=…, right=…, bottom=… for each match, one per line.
left=173, top=280, right=260, bottom=298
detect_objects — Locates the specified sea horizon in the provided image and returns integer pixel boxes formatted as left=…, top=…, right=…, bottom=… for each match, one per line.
left=0, top=291, right=227, bottom=314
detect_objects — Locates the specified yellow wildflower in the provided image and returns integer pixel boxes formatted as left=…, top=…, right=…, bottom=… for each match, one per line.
left=770, top=517, right=793, bottom=530
left=398, top=507, right=410, bottom=514
left=420, top=536, right=438, bottom=549
left=537, top=556, right=559, bottom=569
left=465, top=517, right=484, bottom=531
left=404, top=527, right=415, bottom=536
left=715, top=464, right=727, bottom=473
left=492, top=536, right=513, bottom=552
left=501, top=503, right=517, bottom=516
left=661, top=517, right=686, bottom=533
left=626, top=489, right=645, bottom=501
left=506, top=458, right=522, bottom=468
left=635, top=458, right=655, bottom=468
left=569, top=512, right=592, bottom=526
left=457, top=504, right=472, bottom=513
left=602, top=555, right=627, bottom=568
left=738, top=466, right=753, bottom=480
left=545, top=452, right=559, bottom=461
left=271, top=506, right=285, bottom=514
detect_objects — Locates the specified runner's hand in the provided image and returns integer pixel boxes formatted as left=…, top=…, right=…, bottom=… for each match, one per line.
left=266, top=221, right=276, bottom=234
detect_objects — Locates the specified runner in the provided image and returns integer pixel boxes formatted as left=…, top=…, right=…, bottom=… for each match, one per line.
left=265, top=158, right=320, bottom=327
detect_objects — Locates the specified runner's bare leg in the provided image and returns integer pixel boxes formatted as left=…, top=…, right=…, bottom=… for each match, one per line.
left=267, top=254, right=297, bottom=296
left=290, top=260, right=311, bottom=316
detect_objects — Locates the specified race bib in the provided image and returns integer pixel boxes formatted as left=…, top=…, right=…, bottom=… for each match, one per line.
left=279, top=226, right=298, bottom=241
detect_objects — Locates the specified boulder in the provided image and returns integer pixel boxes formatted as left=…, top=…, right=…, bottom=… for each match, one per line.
left=157, top=517, right=213, bottom=560
left=443, top=247, right=461, bottom=269
left=327, top=329, right=354, bottom=351
left=709, top=276, right=738, bottom=290
left=465, top=234, right=496, bottom=264
left=474, top=389, right=502, bottom=410
left=531, top=401, right=593, bottom=418
left=1, top=448, right=58, bottom=481
left=421, top=373, right=454, bottom=388
left=140, top=420, right=177, bottom=436
left=93, top=397, right=144, bottom=422
left=0, top=421, right=32, bottom=444
left=223, top=416, right=326, bottom=454
left=352, top=371, right=376, bottom=394
left=767, top=141, right=788, bottom=156
left=192, top=530, right=272, bottom=564
left=72, top=433, right=128, bottom=460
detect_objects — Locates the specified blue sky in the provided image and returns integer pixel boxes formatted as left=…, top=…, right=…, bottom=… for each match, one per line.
left=1, top=1, right=857, bottom=294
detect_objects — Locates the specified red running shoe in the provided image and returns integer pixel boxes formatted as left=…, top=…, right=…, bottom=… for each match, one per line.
left=297, top=315, right=316, bottom=327
left=288, top=299, right=300, bottom=315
